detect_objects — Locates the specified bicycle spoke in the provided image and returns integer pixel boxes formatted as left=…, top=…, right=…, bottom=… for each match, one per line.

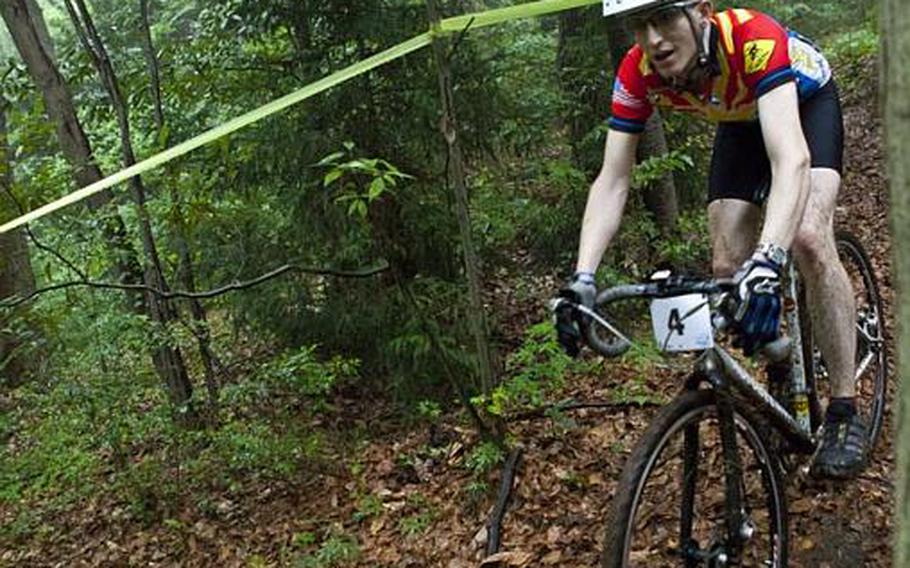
left=611, top=398, right=784, bottom=567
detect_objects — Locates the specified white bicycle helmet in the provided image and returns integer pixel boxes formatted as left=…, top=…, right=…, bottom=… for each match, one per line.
left=602, top=0, right=683, bottom=19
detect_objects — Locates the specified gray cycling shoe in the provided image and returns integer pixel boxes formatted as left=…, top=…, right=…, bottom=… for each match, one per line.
left=811, top=412, right=869, bottom=480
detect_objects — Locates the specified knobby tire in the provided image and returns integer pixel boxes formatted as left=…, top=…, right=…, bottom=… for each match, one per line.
left=601, top=390, right=788, bottom=568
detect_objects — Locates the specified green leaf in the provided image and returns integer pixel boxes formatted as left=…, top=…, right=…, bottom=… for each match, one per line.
left=317, top=151, right=345, bottom=166
left=348, top=199, right=368, bottom=218
left=323, top=169, right=343, bottom=187
left=368, top=177, right=385, bottom=201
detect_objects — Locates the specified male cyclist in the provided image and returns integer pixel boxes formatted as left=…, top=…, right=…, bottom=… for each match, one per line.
left=559, top=0, right=866, bottom=479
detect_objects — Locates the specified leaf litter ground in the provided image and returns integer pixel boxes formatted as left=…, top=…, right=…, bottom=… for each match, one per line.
left=0, top=57, right=896, bottom=567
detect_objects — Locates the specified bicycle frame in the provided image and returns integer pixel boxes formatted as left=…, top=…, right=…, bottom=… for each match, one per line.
left=685, top=263, right=817, bottom=453
left=677, top=264, right=814, bottom=565
left=687, top=346, right=816, bottom=453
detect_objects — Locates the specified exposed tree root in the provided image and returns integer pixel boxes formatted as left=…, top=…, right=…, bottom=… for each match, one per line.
left=485, top=446, right=523, bottom=556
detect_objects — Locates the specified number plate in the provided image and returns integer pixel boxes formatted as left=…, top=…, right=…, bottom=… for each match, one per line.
left=649, top=294, right=714, bottom=352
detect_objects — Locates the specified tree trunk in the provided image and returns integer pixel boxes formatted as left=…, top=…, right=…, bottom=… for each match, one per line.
left=884, top=0, right=910, bottom=564
left=23, top=0, right=54, bottom=63
left=426, top=0, right=497, bottom=395
left=65, top=0, right=196, bottom=422
left=0, top=99, right=37, bottom=386
left=0, top=0, right=144, bottom=308
left=638, top=110, right=679, bottom=231
left=606, top=27, right=678, bottom=231
left=139, top=0, right=221, bottom=418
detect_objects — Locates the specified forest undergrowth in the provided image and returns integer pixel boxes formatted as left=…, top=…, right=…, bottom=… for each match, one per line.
left=0, top=2, right=890, bottom=567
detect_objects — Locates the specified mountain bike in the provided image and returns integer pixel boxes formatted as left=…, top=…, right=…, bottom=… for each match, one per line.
left=553, top=231, right=886, bottom=567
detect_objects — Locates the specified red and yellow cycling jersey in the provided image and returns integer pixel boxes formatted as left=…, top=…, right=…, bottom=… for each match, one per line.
left=609, top=8, right=832, bottom=133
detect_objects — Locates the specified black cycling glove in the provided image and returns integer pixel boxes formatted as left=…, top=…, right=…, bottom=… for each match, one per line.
left=555, top=272, right=596, bottom=357
left=732, top=254, right=783, bottom=356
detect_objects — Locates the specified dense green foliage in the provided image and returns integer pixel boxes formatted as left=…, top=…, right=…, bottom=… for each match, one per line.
left=0, top=0, right=879, bottom=553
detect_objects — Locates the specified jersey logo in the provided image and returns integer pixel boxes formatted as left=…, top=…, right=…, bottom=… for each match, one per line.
left=744, top=39, right=776, bottom=74
left=613, top=77, right=646, bottom=110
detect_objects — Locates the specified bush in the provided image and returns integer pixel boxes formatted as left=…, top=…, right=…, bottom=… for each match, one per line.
left=474, top=321, right=596, bottom=417
left=464, top=441, right=504, bottom=476
left=294, top=530, right=360, bottom=568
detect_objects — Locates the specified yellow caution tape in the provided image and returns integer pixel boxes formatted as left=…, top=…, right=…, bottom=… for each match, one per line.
left=0, top=0, right=601, bottom=234
left=0, top=32, right=433, bottom=234
left=441, top=0, right=599, bottom=32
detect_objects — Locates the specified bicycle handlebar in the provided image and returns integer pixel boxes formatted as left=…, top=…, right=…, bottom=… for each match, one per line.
left=554, top=276, right=737, bottom=359
left=594, top=279, right=734, bottom=305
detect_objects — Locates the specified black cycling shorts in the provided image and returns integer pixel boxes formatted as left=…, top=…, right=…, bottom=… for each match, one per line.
left=708, top=79, right=844, bottom=205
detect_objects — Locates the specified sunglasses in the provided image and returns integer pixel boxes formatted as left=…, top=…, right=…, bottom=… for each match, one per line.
left=628, top=1, right=699, bottom=32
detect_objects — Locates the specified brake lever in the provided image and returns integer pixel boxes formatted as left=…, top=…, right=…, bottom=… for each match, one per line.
left=575, top=304, right=634, bottom=346
left=550, top=297, right=633, bottom=346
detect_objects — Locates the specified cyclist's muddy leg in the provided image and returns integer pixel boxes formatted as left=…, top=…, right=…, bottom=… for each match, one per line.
left=708, top=199, right=761, bottom=278
left=792, top=168, right=856, bottom=398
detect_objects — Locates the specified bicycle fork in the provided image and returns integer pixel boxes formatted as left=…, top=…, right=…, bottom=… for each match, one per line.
left=679, top=355, right=748, bottom=567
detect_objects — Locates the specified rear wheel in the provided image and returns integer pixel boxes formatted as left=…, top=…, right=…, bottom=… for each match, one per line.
left=802, top=232, right=887, bottom=448
left=602, top=390, right=787, bottom=567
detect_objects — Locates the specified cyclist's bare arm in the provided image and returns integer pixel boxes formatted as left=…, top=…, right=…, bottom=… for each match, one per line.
left=575, top=129, right=640, bottom=273
left=757, top=81, right=812, bottom=250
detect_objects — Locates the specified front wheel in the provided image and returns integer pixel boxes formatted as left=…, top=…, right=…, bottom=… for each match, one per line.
left=602, top=390, right=787, bottom=568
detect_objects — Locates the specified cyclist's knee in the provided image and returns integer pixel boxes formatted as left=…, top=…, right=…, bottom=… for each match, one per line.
left=710, top=234, right=752, bottom=278
left=793, top=225, right=836, bottom=274
left=712, top=257, right=739, bottom=279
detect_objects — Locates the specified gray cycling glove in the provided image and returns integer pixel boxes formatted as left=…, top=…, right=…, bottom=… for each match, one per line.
left=556, top=271, right=596, bottom=357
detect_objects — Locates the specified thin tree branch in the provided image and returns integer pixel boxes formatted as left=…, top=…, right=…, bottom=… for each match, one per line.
left=138, top=0, right=164, bottom=132
left=0, top=261, right=390, bottom=308
left=446, top=16, right=475, bottom=64
left=506, top=399, right=662, bottom=422
left=26, top=227, right=87, bottom=280
left=63, top=0, right=101, bottom=70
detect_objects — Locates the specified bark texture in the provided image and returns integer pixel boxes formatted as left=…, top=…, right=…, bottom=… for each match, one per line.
left=0, top=0, right=143, bottom=301
left=23, top=0, right=54, bottom=63
left=0, top=100, right=37, bottom=386
left=884, top=0, right=910, bottom=564
left=426, top=0, right=497, bottom=394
